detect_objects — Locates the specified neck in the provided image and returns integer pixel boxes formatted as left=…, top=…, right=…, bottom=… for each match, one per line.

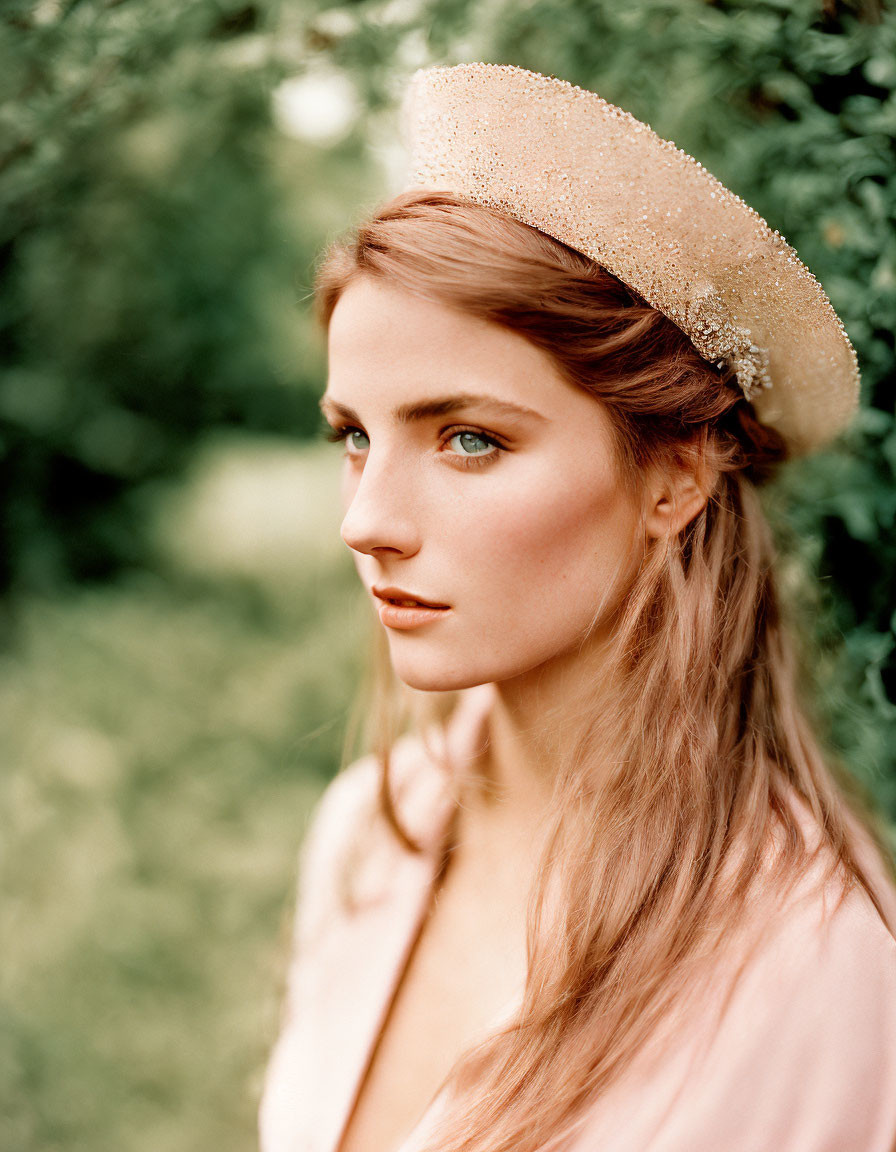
left=459, top=632, right=615, bottom=838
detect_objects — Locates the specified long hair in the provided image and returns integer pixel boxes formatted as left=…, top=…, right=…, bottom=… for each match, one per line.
left=312, top=188, right=893, bottom=1152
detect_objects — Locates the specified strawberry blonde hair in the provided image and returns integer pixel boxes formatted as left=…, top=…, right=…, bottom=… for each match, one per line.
left=312, top=188, right=893, bottom=1151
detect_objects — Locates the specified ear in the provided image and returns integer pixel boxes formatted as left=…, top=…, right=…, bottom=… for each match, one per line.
left=643, top=453, right=716, bottom=540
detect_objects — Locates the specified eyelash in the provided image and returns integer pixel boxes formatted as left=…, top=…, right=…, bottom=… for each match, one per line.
left=322, top=424, right=506, bottom=469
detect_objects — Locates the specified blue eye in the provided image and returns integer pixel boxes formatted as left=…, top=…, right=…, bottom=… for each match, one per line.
left=323, top=424, right=505, bottom=469
left=449, top=431, right=496, bottom=457
left=324, top=426, right=369, bottom=451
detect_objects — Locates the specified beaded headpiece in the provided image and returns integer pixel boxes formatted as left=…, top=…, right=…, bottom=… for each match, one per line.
left=398, top=62, right=860, bottom=456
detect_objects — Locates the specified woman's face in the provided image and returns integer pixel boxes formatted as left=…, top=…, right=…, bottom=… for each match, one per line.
left=321, top=276, right=647, bottom=694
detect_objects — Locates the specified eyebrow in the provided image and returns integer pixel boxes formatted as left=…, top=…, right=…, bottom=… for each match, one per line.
left=318, top=391, right=547, bottom=425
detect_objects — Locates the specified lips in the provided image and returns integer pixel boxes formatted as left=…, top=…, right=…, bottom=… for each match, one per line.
left=373, top=586, right=450, bottom=609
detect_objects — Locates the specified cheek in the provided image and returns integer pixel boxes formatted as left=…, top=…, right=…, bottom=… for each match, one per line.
left=458, top=464, right=638, bottom=604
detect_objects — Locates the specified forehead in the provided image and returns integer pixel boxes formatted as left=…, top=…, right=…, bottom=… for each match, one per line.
left=325, top=277, right=570, bottom=411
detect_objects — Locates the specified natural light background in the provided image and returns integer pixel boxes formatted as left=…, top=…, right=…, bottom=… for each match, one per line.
left=2, top=1, right=895, bottom=1149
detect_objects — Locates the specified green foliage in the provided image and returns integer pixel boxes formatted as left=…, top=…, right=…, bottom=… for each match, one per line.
left=0, top=0, right=324, bottom=591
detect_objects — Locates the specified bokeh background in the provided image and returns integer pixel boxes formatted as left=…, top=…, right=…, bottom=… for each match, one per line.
left=2, top=0, right=895, bottom=1148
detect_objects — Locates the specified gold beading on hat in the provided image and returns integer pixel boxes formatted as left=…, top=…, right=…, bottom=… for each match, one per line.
left=398, top=63, right=860, bottom=456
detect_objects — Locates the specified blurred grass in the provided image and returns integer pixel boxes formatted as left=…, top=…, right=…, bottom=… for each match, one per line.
left=0, top=436, right=366, bottom=1152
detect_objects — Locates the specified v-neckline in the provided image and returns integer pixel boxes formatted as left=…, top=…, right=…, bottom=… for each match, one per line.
left=332, top=800, right=459, bottom=1152
left=333, top=800, right=527, bottom=1152
left=331, top=684, right=503, bottom=1152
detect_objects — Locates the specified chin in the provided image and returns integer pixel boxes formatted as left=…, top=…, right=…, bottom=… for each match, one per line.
left=390, top=667, right=486, bottom=694
left=386, top=652, right=496, bottom=695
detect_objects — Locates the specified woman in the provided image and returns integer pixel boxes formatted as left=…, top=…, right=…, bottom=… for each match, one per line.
left=260, top=64, right=896, bottom=1152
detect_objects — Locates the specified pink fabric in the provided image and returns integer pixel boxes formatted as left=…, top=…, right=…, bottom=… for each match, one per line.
left=259, top=683, right=896, bottom=1152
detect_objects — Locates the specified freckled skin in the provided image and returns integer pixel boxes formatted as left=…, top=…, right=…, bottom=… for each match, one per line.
left=326, top=277, right=646, bottom=696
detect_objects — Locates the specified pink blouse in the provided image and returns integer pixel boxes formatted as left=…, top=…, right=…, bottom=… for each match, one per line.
left=259, top=683, right=896, bottom=1152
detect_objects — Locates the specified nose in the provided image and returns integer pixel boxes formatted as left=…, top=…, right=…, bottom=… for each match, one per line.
left=339, top=450, right=422, bottom=558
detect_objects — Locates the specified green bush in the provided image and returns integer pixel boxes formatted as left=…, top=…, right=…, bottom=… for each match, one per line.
left=0, top=0, right=322, bottom=590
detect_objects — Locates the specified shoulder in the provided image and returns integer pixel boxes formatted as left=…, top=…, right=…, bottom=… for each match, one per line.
left=301, top=724, right=454, bottom=858
left=294, top=685, right=490, bottom=902
left=284, top=754, right=377, bottom=953
left=299, top=753, right=381, bottom=877
left=575, top=818, right=896, bottom=1152
left=730, top=863, right=896, bottom=1059
left=655, top=855, right=896, bottom=1151
left=717, top=870, right=893, bottom=1143
left=743, top=787, right=896, bottom=1022
left=290, top=725, right=454, bottom=945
